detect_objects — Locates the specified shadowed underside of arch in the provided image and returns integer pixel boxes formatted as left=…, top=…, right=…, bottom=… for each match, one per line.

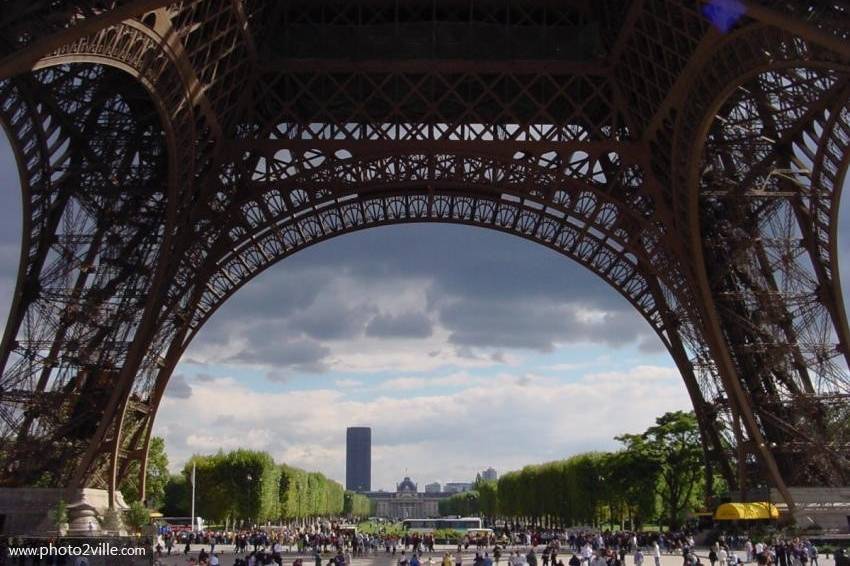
left=0, top=0, right=848, bottom=510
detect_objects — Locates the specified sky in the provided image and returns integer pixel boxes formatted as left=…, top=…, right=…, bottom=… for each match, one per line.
left=1, top=130, right=848, bottom=492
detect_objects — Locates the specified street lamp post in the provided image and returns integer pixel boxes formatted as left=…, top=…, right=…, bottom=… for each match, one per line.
left=247, top=474, right=254, bottom=527
left=191, top=462, right=197, bottom=533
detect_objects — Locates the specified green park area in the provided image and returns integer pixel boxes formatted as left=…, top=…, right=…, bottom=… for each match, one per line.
left=120, top=411, right=733, bottom=533
left=438, top=410, right=716, bottom=531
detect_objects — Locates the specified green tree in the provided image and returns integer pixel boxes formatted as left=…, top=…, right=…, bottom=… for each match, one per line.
left=278, top=464, right=345, bottom=520
left=474, top=479, right=498, bottom=519
left=496, top=471, right=520, bottom=519
left=162, top=451, right=350, bottom=523
left=601, top=448, right=660, bottom=529
left=618, top=411, right=703, bottom=529
left=279, top=464, right=306, bottom=518
left=162, top=473, right=190, bottom=516
left=343, top=492, right=371, bottom=518
left=494, top=452, right=647, bottom=528
left=439, top=490, right=480, bottom=516
left=183, top=450, right=280, bottom=523
left=124, top=501, right=151, bottom=533
left=120, top=436, right=170, bottom=509
left=50, top=499, right=69, bottom=532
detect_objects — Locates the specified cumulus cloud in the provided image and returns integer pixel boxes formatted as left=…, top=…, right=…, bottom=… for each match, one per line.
left=288, top=297, right=375, bottom=341
left=164, top=373, right=193, bottom=399
left=366, top=312, right=433, bottom=339
left=435, top=299, right=647, bottom=352
left=376, top=372, right=486, bottom=391
left=181, top=225, right=665, bottom=379
left=154, top=365, right=692, bottom=489
left=231, top=335, right=331, bottom=374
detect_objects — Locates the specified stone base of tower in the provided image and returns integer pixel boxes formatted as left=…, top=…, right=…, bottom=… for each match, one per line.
left=0, top=487, right=128, bottom=536
left=771, top=487, right=850, bottom=532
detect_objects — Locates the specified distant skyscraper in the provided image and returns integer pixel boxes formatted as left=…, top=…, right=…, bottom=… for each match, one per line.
left=346, top=427, right=371, bottom=492
left=480, top=467, right=498, bottom=482
left=424, top=482, right=441, bottom=493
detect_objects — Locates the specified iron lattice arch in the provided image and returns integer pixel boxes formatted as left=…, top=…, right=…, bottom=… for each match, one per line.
left=0, top=0, right=849, bottom=508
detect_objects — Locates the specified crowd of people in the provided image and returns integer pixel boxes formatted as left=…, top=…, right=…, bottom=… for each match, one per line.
left=152, top=524, right=836, bottom=566
left=707, top=537, right=821, bottom=566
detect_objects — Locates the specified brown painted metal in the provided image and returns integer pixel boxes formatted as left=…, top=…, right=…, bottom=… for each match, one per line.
left=0, top=1, right=848, bottom=508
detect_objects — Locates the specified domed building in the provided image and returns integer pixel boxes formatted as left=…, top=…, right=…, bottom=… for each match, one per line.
left=397, top=476, right=418, bottom=494
left=368, top=476, right=449, bottom=519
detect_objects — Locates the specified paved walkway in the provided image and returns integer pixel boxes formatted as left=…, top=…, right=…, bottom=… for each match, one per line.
left=151, top=547, right=839, bottom=566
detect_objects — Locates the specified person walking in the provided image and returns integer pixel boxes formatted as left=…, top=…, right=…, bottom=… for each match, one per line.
left=591, top=551, right=607, bottom=566
left=718, top=546, right=728, bottom=566
left=778, top=541, right=790, bottom=566
left=583, top=544, right=594, bottom=566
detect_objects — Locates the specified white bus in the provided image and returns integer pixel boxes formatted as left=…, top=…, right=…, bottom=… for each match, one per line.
left=401, top=517, right=483, bottom=532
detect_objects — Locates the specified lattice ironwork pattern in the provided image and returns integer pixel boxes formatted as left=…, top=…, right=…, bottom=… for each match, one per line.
left=0, top=0, right=848, bottom=509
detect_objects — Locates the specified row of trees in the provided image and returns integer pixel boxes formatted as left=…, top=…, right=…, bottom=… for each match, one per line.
left=278, top=463, right=346, bottom=519
left=344, top=490, right=372, bottom=517
left=131, top=411, right=709, bottom=528
left=159, top=449, right=371, bottom=523
left=440, top=411, right=717, bottom=529
left=439, top=479, right=498, bottom=517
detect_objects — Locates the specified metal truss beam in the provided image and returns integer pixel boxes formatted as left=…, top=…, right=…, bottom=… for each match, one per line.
left=0, top=1, right=847, bottom=511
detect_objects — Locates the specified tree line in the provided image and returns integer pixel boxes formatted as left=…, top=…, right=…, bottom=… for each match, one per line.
left=439, top=411, right=719, bottom=529
left=132, top=410, right=713, bottom=528
left=157, top=449, right=371, bottom=523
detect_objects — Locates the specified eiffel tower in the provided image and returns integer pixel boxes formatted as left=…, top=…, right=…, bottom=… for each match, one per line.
left=0, top=1, right=848, bottom=515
